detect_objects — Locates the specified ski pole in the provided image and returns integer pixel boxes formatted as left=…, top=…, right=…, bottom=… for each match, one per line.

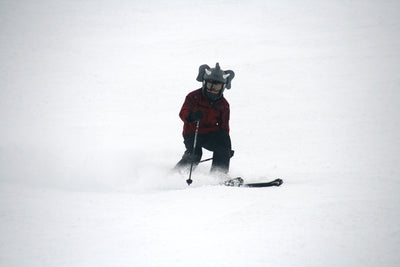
left=199, top=150, right=234, bottom=163
left=199, top=157, right=213, bottom=163
left=186, top=120, right=200, bottom=186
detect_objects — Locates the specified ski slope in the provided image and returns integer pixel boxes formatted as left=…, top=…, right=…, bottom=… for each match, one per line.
left=1, top=0, right=399, bottom=266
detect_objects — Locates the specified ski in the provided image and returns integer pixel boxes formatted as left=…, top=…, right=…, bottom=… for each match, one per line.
left=244, top=178, right=283, bottom=187
left=223, top=177, right=283, bottom=188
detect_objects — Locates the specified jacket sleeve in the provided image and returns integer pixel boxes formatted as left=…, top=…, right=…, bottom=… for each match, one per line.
left=222, top=103, right=230, bottom=134
left=179, top=93, right=196, bottom=123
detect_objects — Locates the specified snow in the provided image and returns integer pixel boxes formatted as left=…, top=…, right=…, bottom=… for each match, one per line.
left=0, top=0, right=399, bottom=266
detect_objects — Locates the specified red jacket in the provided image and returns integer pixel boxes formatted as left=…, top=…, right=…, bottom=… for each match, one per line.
left=179, top=88, right=230, bottom=136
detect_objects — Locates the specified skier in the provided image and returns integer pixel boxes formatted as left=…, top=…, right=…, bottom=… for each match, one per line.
left=175, top=63, right=235, bottom=175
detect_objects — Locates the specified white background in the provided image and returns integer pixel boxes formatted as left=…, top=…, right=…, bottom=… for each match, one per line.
left=1, top=0, right=399, bottom=266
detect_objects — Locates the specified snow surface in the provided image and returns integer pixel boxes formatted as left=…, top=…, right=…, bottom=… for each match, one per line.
left=1, top=0, right=399, bottom=266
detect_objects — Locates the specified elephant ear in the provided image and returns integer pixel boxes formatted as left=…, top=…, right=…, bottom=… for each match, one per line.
left=196, top=64, right=210, bottom=82
left=223, top=70, right=235, bottom=89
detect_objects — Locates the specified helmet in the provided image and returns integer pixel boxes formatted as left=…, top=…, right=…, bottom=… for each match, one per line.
left=196, top=63, right=235, bottom=101
left=196, top=63, right=235, bottom=89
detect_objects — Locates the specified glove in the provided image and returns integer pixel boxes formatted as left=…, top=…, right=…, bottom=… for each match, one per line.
left=187, top=109, right=204, bottom=122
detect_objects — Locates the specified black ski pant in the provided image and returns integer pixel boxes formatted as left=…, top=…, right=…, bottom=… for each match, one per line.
left=176, top=131, right=232, bottom=173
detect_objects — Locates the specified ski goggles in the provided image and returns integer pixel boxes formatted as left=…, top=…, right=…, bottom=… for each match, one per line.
left=205, top=80, right=224, bottom=92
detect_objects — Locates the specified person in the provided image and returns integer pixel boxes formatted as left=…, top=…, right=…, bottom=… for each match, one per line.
left=175, top=63, right=235, bottom=174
